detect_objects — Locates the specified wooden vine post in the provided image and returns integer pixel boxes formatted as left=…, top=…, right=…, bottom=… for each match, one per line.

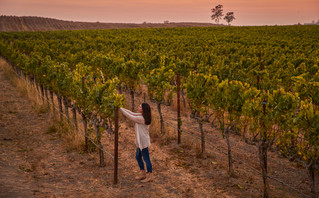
left=257, top=52, right=269, bottom=198
left=260, top=100, right=269, bottom=198
left=114, top=106, right=119, bottom=184
left=177, top=73, right=181, bottom=144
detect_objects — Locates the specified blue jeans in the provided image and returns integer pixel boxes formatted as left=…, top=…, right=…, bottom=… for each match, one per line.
left=136, top=147, right=152, bottom=173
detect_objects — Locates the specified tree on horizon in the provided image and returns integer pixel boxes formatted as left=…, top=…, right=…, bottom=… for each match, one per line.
left=211, top=5, right=224, bottom=24
left=224, top=12, right=236, bottom=26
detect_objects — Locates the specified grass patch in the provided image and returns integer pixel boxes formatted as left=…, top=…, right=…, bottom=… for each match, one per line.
left=32, top=104, right=50, bottom=116
left=38, top=105, right=49, bottom=114
left=17, top=148, right=28, bottom=152
left=46, top=125, right=57, bottom=134
left=53, top=120, right=86, bottom=152
left=19, top=165, right=32, bottom=172
left=150, top=118, right=177, bottom=147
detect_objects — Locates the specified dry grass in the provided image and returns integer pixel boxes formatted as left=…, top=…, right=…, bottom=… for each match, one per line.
left=2, top=62, right=16, bottom=82
left=150, top=117, right=175, bottom=145
left=149, top=117, right=162, bottom=142
left=1, top=58, right=84, bottom=152
left=1, top=60, right=46, bottom=112
left=2, top=62, right=35, bottom=98
left=53, top=120, right=84, bottom=151
left=2, top=65, right=46, bottom=108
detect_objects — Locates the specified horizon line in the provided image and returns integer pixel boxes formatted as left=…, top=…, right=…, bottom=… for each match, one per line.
left=1, top=14, right=318, bottom=27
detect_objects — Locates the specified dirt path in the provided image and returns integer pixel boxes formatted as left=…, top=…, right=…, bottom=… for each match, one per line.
left=0, top=59, right=233, bottom=197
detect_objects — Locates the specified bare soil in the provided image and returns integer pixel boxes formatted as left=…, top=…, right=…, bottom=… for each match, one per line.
left=0, top=58, right=318, bottom=198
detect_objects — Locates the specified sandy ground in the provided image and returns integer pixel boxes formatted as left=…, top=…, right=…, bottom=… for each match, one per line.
left=0, top=58, right=318, bottom=198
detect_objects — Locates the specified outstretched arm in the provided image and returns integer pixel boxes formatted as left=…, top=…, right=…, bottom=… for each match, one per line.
left=120, top=107, right=145, bottom=124
left=120, top=107, right=141, bottom=116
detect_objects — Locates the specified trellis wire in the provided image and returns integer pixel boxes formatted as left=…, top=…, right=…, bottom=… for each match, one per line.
left=151, top=113, right=311, bottom=198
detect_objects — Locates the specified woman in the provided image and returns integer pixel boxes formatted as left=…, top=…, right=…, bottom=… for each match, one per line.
left=120, top=103, right=153, bottom=183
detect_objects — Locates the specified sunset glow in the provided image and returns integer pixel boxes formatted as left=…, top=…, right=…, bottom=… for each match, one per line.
left=0, top=0, right=318, bottom=25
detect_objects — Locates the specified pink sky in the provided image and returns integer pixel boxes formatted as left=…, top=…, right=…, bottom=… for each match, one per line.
left=0, top=0, right=318, bottom=25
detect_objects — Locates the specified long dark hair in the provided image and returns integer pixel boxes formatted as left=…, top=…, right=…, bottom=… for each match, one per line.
left=142, top=103, right=151, bottom=125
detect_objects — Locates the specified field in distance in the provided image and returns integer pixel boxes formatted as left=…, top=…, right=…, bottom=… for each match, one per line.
left=0, top=15, right=221, bottom=32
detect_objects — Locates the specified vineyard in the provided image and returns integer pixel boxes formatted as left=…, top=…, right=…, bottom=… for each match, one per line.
left=0, top=25, right=319, bottom=197
left=0, top=16, right=219, bottom=32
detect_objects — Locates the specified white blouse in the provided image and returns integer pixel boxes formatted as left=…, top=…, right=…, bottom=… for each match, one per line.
left=120, top=107, right=151, bottom=150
